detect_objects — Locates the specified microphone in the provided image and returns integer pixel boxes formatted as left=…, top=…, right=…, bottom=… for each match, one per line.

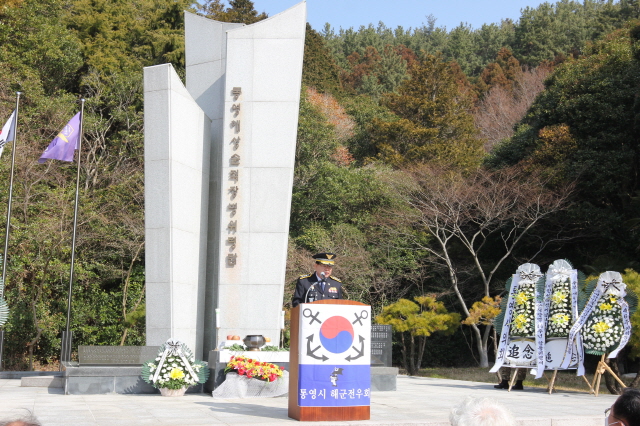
left=304, top=282, right=318, bottom=303
left=320, top=272, right=326, bottom=281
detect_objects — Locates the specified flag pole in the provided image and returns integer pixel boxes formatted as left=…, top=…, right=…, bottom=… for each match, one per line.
left=2, top=92, right=22, bottom=284
left=0, top=91, right=21, bottom=371
left=61, top=99, right=85, bottom=365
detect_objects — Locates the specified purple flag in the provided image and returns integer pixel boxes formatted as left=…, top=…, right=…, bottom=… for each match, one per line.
left=39, top=112, right=81, bottom=163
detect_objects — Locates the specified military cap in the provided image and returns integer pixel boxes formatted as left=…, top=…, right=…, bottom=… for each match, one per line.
left=313, top=252, right=337, bottom=265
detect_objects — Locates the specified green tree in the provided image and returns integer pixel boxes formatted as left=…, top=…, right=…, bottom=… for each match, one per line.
left=302, top=24, right=342, bottom=95
left=370, top=54, right=484, bottom=171
left=514, top=0, right=623, bottom=66
left=67, top=0, right=194, bottom=74
left=0, top=0, right=83, bottom=94
left=376, top=295, right=460, bottom=375
left=287, top=87, right=423, bottom=313
left=198, top=0, right=267, bottom=24
left=488, top=24, right=640, bottom=265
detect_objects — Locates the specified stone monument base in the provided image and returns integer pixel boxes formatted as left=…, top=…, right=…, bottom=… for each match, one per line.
left=60, top=345, right=204, bottom=395
left=61, top=362, right=204, bottom=395
left=371, top=366, right=398, bottom=391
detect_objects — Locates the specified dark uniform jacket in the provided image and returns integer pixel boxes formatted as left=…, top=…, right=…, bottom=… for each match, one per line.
left=291, top=273, right=342, bottom=307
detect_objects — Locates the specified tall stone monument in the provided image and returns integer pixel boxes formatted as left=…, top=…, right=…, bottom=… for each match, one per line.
left=144, top=3, right=306, bottom=358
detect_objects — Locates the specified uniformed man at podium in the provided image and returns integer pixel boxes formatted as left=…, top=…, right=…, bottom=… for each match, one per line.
left=291, top=252, right=343, bottom=307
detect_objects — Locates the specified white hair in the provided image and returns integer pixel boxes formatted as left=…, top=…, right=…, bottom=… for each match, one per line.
left=449, top=396, right=516, bottom=426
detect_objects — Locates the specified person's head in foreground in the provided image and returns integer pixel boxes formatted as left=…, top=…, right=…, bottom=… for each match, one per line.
left=449, top=396, right=516, bottom=426
left=0, top=412, right=41, bottom=426
left=607, top=388, right=640, bottom=426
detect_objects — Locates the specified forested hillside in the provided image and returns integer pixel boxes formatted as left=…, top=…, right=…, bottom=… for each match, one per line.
left=1, top=0, right=640, bottom=373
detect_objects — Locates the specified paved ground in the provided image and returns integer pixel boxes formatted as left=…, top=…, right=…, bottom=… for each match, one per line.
left=0, top=375, right=617, bottom=426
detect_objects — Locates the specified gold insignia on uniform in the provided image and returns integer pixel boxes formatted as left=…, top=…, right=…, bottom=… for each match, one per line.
left=330, top=275, right=341, bottom=282
left=299, top=273, right=312, bottom=279
left=326, top=254, right=334, bottom=259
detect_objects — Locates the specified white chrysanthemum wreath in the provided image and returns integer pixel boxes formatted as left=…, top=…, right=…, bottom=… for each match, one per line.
left=142, top=339, right=209, bottom=390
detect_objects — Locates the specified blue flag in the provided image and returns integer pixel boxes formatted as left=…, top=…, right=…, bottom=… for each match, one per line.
left=39, top=112, right=81, bottom=163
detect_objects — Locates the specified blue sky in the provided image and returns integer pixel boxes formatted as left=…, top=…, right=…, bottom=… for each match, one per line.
left=251, top=0, right=549, bottom=32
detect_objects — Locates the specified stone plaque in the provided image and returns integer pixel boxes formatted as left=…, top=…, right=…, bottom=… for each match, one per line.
left=78, top=346, right=160, bottom=366
left=371, top=325, right=392, bottom=367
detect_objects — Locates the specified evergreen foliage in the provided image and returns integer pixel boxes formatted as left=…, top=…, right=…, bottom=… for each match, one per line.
left=302, top=24, right=342, bottom=95
left=487, top=23, right=640, bottom=265
left=198, top=0, right=267, bottom=24
left=369, top=54, right=484, bottom=170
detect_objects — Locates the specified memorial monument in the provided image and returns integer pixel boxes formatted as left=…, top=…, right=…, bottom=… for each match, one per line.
left=144, top=3, right=307, bottom=358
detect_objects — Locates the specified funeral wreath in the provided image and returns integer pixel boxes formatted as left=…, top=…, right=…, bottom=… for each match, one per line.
left=142, top=339, right=209, bottom=391
left=582, top=293, right=624, bottom=354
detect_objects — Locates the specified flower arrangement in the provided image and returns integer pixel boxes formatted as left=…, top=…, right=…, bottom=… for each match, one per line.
left=142, top=339, right=209, bottom=390
left=510, top=280, right=536, bottom=337
left=546, top=275, right=573, bottom=338
left=582, top=294, right=624, bottom=355
left=224, top=355, right=284, bottom=382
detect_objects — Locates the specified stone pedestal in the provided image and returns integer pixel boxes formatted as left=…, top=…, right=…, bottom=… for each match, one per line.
left=371, top=367, right=399, bottom=391
left=58, top=345, right=208, bottom=395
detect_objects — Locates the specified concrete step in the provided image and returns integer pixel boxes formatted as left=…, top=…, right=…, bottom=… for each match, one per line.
left=0, top=371, right=62, bottom=379
left=21, top=375, right=64, bottom=388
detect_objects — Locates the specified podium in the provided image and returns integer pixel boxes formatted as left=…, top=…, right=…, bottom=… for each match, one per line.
left=288, top=300, right=371, bottom=421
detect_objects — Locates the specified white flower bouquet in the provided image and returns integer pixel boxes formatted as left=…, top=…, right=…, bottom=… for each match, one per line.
left=142, top=339, right=209, bottom=390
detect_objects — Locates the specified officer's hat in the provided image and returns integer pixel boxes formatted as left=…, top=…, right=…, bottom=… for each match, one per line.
left=313, top=252, right=336, bottom=265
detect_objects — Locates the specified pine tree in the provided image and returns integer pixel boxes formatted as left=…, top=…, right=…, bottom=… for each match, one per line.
left=369, top=54, right=484, bottom=170
left=197, top=0, right=267, bottom=24
left=302, top=24, right=342, bottom=95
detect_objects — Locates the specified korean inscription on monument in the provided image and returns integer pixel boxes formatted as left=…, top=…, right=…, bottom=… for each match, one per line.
left=371, top=324, right=392, bottom=367
left=226, top=87, right=242, bottom=267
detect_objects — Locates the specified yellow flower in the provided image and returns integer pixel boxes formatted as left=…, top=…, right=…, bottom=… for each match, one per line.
left=514, top=314, right=528, bottom=329
left=599, top=302, right=613, bottom=311
left=551, top=313, right=569, bottom=325
left=593, top=321, right=610, bottom=334
left=169, top=368, right=185, bottom=380
left=515, top=292, right=528, bottom=305
left=551, top=291, right=567, bottom=305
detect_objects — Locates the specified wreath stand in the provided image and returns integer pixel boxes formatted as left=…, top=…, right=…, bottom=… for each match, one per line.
left=587, top=354, right=626, bottom=397
left=543, top=368, right=592, bottom=394
left=544, top=369, right=558, bottom=394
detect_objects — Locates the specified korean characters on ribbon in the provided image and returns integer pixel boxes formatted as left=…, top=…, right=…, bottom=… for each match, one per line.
left=560, top=271, right=637, bottom=369
left=534, top=259, right=584, bottom=379
left=490, top=263, right=544, bottom=374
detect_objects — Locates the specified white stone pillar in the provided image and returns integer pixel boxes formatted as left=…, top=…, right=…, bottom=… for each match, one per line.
left=186, top=3, right=306, bottom=351
left=143, top=64, right=211, bottom=356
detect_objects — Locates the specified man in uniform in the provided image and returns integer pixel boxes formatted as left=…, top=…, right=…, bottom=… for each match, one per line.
left=291, top=252, right=343, bottom=307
